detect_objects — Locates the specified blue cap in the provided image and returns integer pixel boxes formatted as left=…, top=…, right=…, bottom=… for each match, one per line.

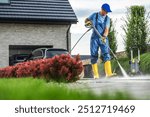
left=102, top=3, right=112, bottom=12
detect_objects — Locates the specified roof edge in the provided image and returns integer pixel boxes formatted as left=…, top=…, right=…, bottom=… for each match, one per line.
left=0, top=18, right=77, bottom=24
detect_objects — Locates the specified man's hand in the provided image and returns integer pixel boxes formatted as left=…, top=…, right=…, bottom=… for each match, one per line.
left=85, top=19, right=92, bottom=28
left=101, top=36, right=106, bottom=44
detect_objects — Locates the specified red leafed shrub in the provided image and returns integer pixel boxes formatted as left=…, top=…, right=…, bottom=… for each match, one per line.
left=0, top=54, right=83, bottom=82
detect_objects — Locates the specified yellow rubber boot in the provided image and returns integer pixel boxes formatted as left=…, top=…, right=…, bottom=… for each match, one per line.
left=104, top=61, right=116, bottom=77
left=92, top=63, right=100, bottom=79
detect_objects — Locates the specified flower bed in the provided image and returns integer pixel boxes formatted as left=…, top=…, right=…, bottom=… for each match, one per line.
left=0, top=54, right=83, bottom=82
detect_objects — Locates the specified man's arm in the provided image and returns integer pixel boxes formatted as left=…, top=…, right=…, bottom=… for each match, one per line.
left=101, top=17, right=110, bottom=44
left=85, top=18, right=89, bottom=23
left=85, top=13, right=95, bottom=27
left=85, top=18, right=91, bottom=23
left=103, top=17, right=110, bottom=37
left=103, top=27, right=109, bottom=37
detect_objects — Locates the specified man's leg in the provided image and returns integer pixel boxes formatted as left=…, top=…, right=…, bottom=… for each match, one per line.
left=100, top=38, right=116, bottom=77
left=90, top=38, right=100, bottom=79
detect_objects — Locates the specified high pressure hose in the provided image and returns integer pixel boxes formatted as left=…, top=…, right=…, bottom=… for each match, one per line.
left=70, top=28, right=92, bottom=53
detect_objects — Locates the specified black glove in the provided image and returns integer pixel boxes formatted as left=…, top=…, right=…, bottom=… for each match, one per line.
left=101, top=36, right=106, bottom=44
left=85, top=21, right=92, bottom=28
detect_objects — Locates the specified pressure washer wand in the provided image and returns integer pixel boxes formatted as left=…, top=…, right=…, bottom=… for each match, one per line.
left=109, top=47, right=118, bottom=60
left=70, top=28, right=92, bottom=53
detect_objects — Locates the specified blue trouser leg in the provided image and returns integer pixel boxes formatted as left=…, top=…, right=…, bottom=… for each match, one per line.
left=100, top=37, right=111, bottom=62
left=90, top=38, right=99, bottom=64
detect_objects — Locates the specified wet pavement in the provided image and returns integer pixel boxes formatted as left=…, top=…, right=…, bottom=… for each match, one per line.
left=74, top=76, right=150, bottom=99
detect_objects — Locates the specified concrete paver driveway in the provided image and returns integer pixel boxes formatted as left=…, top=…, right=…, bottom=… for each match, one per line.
left=75, top=76, right=150, bottom=99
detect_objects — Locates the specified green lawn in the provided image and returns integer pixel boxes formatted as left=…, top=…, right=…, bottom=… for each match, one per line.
left=0, top=78, right=134, bottom=100
left=140, top=52, right=150, bottom=74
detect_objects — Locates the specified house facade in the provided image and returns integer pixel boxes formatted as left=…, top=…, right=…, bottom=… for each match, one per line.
left=0, top=0, right=77, bottom=67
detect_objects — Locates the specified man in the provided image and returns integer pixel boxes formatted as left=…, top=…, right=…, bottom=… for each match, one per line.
left=85, top=3, right=116, bottom=78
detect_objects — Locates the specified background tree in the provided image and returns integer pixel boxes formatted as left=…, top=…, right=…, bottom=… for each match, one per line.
left=108, top=19, right=118, bottom=54
left=122, top=6, right=149, bottom=57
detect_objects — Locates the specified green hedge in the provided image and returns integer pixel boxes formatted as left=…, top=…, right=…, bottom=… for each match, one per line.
left=0, top=54, right=83, bottom=83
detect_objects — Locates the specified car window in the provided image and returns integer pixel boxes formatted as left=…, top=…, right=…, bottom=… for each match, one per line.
left=46, top=50, right=68, bottom=58
left=32, top=50, right=43, bottom=59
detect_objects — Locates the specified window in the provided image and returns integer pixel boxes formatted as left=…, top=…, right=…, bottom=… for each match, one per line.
left=32, top=50, right=43, bottom=59
left=46, top=50, right=68, bottom=58
left=0, top=0, right=10, bottom=4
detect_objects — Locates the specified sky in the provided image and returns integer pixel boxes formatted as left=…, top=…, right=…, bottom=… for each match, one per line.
left=68, top=0, right=150, bottom=55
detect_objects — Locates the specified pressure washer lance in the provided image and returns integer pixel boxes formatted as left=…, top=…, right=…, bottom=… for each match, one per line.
left=90, top=22, right=118, bottom=61
left=70, top=28, right=92, bottom=53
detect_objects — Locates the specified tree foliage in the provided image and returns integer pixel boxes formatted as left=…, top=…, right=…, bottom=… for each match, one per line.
left=108, top=19, right=117, bottom=54
left=122, top=6, right=149, bottom=57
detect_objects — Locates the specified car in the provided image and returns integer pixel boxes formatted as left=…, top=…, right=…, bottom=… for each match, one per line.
left=9, top=54, right=29, bottom=66
left=25, top=48, right=69, bottom=61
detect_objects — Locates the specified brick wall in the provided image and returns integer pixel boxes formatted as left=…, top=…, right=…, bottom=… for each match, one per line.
left=0, top=23, right=70, bottom=67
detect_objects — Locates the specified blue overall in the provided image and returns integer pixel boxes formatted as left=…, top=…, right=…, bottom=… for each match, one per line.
left=88, top=12, right=111, bottom=64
